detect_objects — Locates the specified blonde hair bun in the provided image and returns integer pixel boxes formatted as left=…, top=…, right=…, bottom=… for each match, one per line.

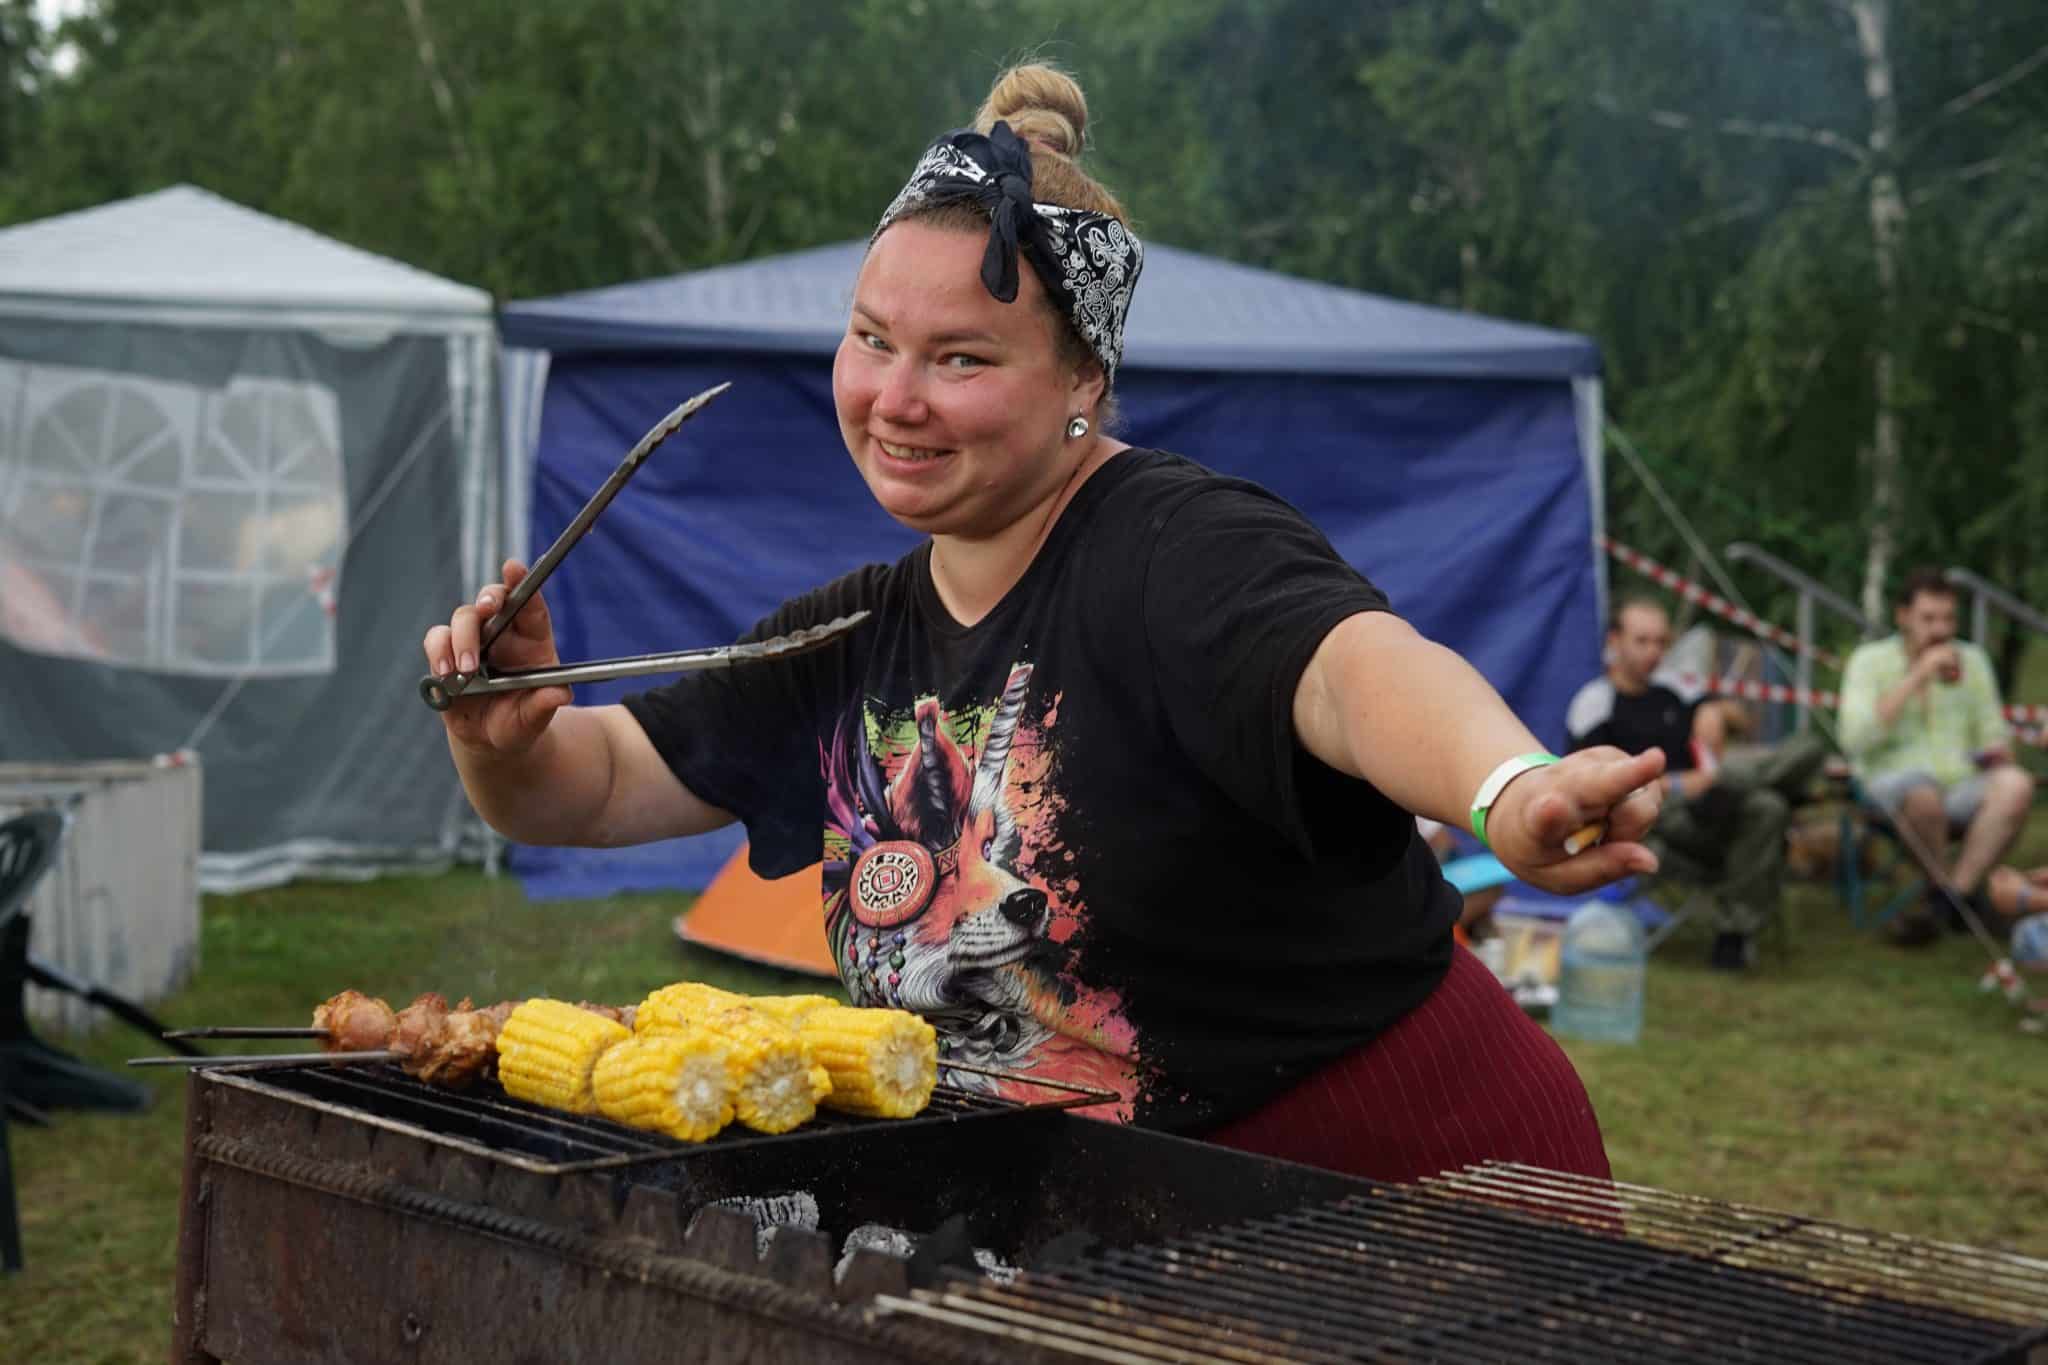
left=974, top=62, right=1088, bottom=158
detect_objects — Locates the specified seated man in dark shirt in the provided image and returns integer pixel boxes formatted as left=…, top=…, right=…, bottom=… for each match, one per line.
left=1566, top=595, right=1829, bottom=969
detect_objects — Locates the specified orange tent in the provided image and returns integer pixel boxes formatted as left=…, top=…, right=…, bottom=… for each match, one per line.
left=674, top=845, right=838, bottom=978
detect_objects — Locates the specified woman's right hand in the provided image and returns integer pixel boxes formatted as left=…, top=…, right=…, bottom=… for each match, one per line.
left=422, top=558, right=574, bottom=755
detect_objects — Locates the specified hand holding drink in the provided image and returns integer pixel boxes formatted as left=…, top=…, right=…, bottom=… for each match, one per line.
left=1922, top=642, right=1962, bottom=687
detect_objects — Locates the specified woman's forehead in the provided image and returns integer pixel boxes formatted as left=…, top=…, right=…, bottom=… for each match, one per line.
left=854, top=222, right=1051, bottom=340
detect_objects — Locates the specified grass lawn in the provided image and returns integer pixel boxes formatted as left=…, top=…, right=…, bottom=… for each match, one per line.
left=5, top=849, right=2047, bottom=1361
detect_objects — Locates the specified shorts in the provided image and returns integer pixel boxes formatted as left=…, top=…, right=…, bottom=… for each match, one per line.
left=1862, top=769, right=1988, bottom=827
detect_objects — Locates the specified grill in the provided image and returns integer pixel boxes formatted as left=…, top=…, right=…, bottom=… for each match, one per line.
left=172, top=1063, right=2048, bottom=1364
left=881, top=1163, right=2048, bottom=1364
left=226, top=1057, right=1062, bottom=1174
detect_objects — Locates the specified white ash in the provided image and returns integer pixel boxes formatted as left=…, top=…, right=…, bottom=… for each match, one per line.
left=834, top=1222, right=919, bottom=1283
left=971, top=1248, right=1021, bottom=1285
left=830, top=1222, right=1020, bottom=1286
left=709, top=1190, right=820, bottom=1259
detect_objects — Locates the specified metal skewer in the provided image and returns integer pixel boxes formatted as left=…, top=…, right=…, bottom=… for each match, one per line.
left=128, top=1050, right=399, bottom=1068
left=162, top=1025, right=330, bottom=1040
left=420, top=381, right=733, bottom=711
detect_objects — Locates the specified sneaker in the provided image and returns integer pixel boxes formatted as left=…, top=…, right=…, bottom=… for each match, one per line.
left=1709, top=931, right=1755, bottom=971
left=1885, top=908, right=1942, bottom=948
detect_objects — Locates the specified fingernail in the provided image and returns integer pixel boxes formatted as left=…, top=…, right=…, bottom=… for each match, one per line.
left=477, top=590, right=493, bottom=608
left=460, top=651, right=476, bottom=674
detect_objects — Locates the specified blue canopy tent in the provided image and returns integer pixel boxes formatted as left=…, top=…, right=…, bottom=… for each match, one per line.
left=497, top=241, right=1606, bottom=899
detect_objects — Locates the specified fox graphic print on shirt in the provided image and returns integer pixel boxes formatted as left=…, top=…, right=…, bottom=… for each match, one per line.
left=821, top=662, right=1141, bottom=1118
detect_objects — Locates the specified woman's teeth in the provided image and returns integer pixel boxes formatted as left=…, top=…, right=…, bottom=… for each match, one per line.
left=880, top=440, right=948, bottom=463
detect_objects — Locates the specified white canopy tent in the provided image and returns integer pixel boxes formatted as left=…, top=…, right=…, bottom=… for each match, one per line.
left=0, top=185, right=499, bottom=890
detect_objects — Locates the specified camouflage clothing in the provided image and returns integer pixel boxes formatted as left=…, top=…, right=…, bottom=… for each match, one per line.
left=1648, top=735, right=1829, bottom=935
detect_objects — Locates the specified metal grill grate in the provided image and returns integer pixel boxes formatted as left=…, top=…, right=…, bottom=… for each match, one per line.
left=877, top=1162, right=2048, bottom=1364
left=205, top=1061, right=1068, bottom=1176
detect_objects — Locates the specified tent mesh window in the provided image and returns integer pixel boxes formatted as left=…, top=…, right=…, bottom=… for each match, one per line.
left=0, top=360, right=345, bottom=676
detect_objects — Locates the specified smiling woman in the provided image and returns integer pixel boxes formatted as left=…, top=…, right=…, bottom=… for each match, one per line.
left=426, top=61, right=1670, bottom=1185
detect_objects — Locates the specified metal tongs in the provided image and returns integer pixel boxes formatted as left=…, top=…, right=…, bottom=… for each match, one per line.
left=419, top=381, right=868, bottom=711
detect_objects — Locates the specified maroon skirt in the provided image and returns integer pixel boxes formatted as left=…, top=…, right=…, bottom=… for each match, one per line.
left=1203, top=945, right=1611, bottom=1184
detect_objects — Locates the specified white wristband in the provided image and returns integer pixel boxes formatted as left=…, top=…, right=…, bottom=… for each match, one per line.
left=1470, top=752, right=1558, bottom=850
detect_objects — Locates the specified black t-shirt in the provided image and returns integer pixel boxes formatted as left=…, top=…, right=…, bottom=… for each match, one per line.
left=622, top=449, right=1458, bottom=1133
left=1563, top=672, right=1705, bottom=771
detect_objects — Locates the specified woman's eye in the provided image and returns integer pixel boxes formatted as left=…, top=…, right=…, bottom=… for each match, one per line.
left=944, top=353, right=987, bottom=370
left=859, top=332, right=889, bottom=352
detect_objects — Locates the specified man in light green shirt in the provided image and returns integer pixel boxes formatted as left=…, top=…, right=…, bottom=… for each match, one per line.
left=1837, top=568, right=2033, bottom=945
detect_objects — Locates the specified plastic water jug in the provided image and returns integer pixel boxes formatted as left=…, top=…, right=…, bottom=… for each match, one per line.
left=1551, top=900, right=1646, bottom=1044
left=2013, top=913, right=2048, bottom=969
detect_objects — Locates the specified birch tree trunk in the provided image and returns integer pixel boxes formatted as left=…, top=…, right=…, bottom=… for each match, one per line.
left=1852, top=0, right=1907, bottom=624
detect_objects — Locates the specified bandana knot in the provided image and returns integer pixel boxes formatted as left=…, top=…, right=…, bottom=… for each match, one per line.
left=871, top=120, right=1143, bottom=382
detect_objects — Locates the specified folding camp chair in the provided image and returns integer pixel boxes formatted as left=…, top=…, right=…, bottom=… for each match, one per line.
left=0, top=810, right=62, bottom=1274
left=0, top=808, right=198, bottom=1272
left=1833, top=779, right=1968, bottom=933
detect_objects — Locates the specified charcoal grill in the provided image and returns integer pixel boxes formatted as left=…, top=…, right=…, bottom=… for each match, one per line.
left=172, top=1063, right=2048, bottom=1364
left=881, top=1162, right=2048, bottom=1363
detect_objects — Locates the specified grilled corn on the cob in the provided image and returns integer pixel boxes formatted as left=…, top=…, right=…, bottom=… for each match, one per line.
left=638, top=987, right=830, bottom=1134
left=799, top=1006, right=938, bottom=1118
left=591, top=1031, right=735, bottom=1142
left=744, top=993, right=840, bottom=1030
left=495, top=998, right=630, bottom=1114
left=636, top=980, right=748, bottom=1027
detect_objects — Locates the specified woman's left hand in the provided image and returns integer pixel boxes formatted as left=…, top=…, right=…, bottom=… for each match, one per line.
left=1483, top=746, right=1666, bottom=895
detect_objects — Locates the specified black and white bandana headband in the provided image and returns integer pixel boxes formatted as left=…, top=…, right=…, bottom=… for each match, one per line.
left=871, top=121, right=1143, bottom=383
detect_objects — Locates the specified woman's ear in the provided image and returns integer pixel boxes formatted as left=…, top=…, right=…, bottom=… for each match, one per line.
left=1069, top=355, right=1107, bottom=417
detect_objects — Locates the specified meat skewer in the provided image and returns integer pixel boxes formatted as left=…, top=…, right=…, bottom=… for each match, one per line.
left=129, top=1050, right=398, bottom=1068
left=139, top=992, right=630, bottom=1088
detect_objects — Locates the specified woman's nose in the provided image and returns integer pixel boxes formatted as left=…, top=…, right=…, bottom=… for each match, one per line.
left=873, top=359, right=929, bottom=425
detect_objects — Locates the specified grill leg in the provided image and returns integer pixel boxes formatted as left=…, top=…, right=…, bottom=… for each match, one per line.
left=169, top=1073, right=220, bottom=1364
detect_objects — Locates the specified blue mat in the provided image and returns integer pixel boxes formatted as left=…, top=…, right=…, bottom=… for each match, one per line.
left=1444, top=855, right=1670, bottom=932
left=1492, top=875, right=1670, bottom=932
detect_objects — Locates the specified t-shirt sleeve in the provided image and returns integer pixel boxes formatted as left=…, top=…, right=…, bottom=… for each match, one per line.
left=1835, top=643, right=1886, bottom=761
left=1564, top=679, right=1615, bottom=752
left=1650, top=666, right=1711, bottom=705
left=1141, top=487, right=1390, bottom=855
left=619, top=571, right=876, bottom=878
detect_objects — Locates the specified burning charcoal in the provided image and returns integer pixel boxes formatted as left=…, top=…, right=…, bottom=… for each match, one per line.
left=708, top=1191, right=820, bottom=1259
left=835, top=1223, right=918, bottom=1285
left=970, top=1248, right=1020, bottom=1285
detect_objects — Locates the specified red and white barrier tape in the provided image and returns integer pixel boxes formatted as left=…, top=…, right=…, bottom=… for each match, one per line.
left=1601, top=536, right=1842, bottom=668
left=1669, top=673, right=2048, bottom=726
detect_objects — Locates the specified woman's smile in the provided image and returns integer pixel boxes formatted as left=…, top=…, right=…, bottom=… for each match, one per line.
left=875, top=439, right=956, bottom=465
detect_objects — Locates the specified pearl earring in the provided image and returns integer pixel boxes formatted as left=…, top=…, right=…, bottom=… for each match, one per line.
left=1066, top=415, right=1090, bottom=440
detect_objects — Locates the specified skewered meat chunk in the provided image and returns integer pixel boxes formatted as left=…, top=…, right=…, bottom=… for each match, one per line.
left=406, top=996, right=500, bottom=1088
left=592, top=1033, right=736, bottom=1142
left=391, top=992, right=451, bottom=1059
left=496, top=998, right=630, bottom=1113
left=312, top=990, right=397, bottom=1054
left=574, top=1000, right=637, bottom=1030
left=801, top=1006, right=938, bottom=1119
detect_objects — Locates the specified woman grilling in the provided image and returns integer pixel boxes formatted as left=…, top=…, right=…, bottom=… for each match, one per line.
left=426, top=63, right=1666, bottom=1184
